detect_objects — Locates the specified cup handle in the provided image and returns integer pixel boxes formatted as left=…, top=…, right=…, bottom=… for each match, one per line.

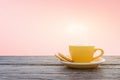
left=92, top=48, right=104, bottom=60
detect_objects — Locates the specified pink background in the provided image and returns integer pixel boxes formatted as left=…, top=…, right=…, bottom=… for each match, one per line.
left=0, top=0, right=120, bottom=56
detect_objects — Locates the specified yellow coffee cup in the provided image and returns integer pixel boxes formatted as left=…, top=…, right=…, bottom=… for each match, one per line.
left=69, top=45, right=104, bottom=63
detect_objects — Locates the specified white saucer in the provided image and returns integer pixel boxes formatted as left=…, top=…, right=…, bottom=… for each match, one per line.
left=61, top=58, right=105, bottom=69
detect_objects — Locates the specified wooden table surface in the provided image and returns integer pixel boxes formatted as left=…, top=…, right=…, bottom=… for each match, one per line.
left=0, top=56, right=120, bottom=80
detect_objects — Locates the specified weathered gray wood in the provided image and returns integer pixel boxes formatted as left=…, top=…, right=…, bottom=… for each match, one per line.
left=0, top=56, right=120, bottom=65
left=0, top=65, right=120, bottom=80
left=0, top=73, right=120, bottom=80
left=0, top=65, right=120, bottom=74
left=0, top=56, right=119, bottom=80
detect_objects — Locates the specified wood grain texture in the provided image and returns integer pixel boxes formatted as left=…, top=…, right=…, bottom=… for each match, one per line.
left=0, top=56, right=120, bottom=65
left=0, top=56, right=120, bottom=80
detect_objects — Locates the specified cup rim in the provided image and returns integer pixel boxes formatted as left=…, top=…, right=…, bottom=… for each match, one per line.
left=69, top=44, right=94, bottom=46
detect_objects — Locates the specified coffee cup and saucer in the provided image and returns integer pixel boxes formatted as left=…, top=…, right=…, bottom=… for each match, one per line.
left=55, top=44, right=105, bottom=69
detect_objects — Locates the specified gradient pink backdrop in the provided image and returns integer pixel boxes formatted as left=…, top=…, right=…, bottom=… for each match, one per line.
left=0, top=0, right=120, bottom=56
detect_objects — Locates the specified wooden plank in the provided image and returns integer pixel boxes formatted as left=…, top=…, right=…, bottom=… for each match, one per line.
left=0, top=56, right=120, bottom=65
left=0, top=65, right=120, bottom=74
left=0, top=74, right=119, bottom=80
left=0, top=56, right=120, bottom=80
left=0, top=65, right=120, bottom=80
